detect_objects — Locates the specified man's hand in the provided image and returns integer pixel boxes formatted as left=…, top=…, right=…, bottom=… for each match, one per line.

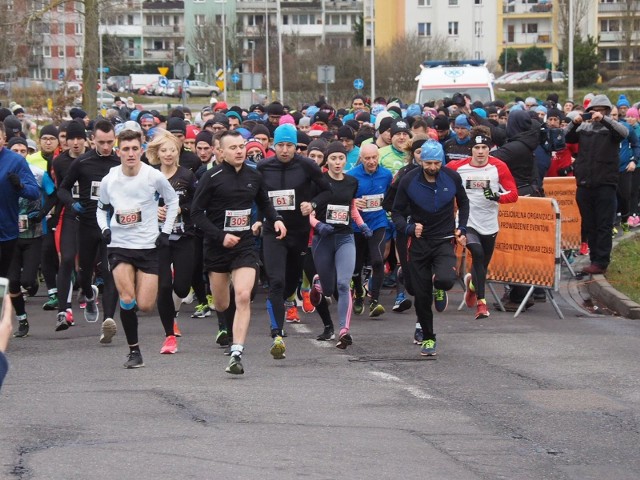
left=483, top=187, right=500, bottom=202
left=315, top=222, right=335, bottom=238
left=355, top=198, right=367, bottom=210
left=155, top=232, right=170, bottom=248
left=7, top=173, right=23, bottom=191
left=414, top=222, right=423, bottom=238
left=223, top=233, right=240, bottom=248
left=102, top=228, right=112, bottom=245
left=251, top=221, right=262, bottom=236
left=300, top=201, right=313, bottom=216
left=274, top=220, right=287, bottom=240
left=455, top=228, right=467, bottom=247
left=591, top=111, right=604, bottom=122
left=157, top=205, right=167, bottom=222
left=626, top=161, right=636, bottom=173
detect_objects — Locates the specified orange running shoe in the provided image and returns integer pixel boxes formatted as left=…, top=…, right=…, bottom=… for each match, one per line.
left=301, top=290, right=315, bottom=313
left=160, top=335, right=178, bottom=354
left=285, top=305, right=300, bottom=323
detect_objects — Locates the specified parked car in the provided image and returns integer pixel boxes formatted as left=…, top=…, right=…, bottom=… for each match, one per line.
left=107, top=75, right=130, bottom=92
left=185, top=80, right=220, bottom=97
left=74, top=91, right=115, bottom=107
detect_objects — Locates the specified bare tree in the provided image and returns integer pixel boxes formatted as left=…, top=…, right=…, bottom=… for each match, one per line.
left=557, top=0, right=591, bottom=50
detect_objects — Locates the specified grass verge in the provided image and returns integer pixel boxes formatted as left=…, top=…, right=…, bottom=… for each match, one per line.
left=606, top=236, right=640, bottom=305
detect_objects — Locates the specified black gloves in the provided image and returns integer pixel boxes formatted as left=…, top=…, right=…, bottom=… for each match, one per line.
left=483, top=187, right=500, bottom=202
left=102, top=228, right=112, bottom=245
left=155, top=232, right=170, bottom=248
left=7, top=173, right=23, bottom=191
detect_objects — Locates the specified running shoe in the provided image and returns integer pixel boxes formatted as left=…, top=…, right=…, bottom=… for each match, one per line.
left=42, top=294, right=58, bottom=311
left=285, top=305, right=300, bottom=323
left=84, top=285, right=100, bottom=323
left=160, top=335, right=178, bottom=354
left=433, top=289, right=448, bottom=313
left=301, top=289, right=315, bottom=313
left=216, top=329, right=230, bottom=347
left=207, top=293, right=215, bottom=309
left=14, top=316, right=29, bottom=338
left=78, top=291, right=87, bottom=309
left=336, top=332, right=353, bottom=350
left=310, top=274, right=323, bottom=307
left=420, top=339, right=437, bottom=356
left=55, top=311, right=69, bottom=331
left=622, top=222, right=630, bottom=233
left=270, top=335, right=286, bottom=359
left=353, top=286, right=365, bottom=315
left=66, top=309, right=75, bottom=326
left=392, top=292, right=412, bottom=312
left=369, top=300, right=385, bottom=318
left=182, top=288, right=195, bottom=305
left=226, top=353, right=244, bottom=375
left=475, top=300, right=490, bottom=319
left=100, top=318, right=117, bottom=344
left=173, top=320, right=182, bottom=337
left=223, top=345, right=232, bottom=356
left=612, top=226, right=618, bottom=237
left=316, top=326, right=335, bottom=341
left=191, top=303, right=211, bottom=318
left=124, top=350, right=144, bottom=368
left=413, top=328, right=424, bottom=345
left=464, top=273, right=477, bottom=309
left=578, top=242, right=589, bottom=255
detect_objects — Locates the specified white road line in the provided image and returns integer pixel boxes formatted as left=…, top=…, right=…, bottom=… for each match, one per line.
left=369, top=371, right=401, bottom=382
left=403, top=385, right=433, bottom=400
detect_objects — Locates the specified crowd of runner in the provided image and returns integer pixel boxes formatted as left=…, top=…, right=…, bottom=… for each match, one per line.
left=0, top=90, right=637, bottom=375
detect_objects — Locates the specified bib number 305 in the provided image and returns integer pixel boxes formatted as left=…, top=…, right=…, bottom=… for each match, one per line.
left=224, top=209, right=251, bottom=232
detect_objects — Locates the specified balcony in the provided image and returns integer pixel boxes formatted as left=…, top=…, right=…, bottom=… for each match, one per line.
left=144, top=25, right=184, bottom=36
left=505, top=31, right=553, bottom=46
left=599, top=31, right=640, bottom=43
left=281, top=24, right=323, bottom=36
left=503, top=0, right=552, bottom=16
left=143, top=49, right=173, bottom=61
left=145, top=1, right=183, bottom=10
left=99, top=25, right=142, bottom=36
left=598, top=2, right=640, bottom=13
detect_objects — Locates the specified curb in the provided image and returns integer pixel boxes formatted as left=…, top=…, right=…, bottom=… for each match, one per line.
left=584, top=231, right=640, bottom=320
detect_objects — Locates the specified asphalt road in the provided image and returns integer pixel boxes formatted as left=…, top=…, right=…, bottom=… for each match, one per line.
left=1, top=278, right=639, bottom=479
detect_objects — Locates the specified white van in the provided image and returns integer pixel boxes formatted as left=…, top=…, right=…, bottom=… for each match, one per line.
left=129, top=74, right=162, bottom=94
left=415, top=60, right=494, bottom=105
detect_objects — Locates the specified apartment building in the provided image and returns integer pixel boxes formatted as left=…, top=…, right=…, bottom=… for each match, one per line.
left=596, top=0, right=640, bottom=74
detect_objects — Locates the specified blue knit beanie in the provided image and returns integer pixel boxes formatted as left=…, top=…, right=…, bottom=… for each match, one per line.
left=454, top=115, right=471, bottom=130
left=617, top=94, right=630, bottom=108
left=273, top=124, right=298, bottom=145
left=420, top=139, right=445, bottom=163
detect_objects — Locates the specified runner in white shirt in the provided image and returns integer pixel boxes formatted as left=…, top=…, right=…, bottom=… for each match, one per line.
left=446, top=132, right=518, bottom=320
left=96, top=128, right=179, bottom=368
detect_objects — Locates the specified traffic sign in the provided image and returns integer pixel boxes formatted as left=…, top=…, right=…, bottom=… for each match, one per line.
left=353, top=78, right=364, bottom=90
left=175, top=61, right=191, bottom=79
left=158, top=67, right=169, bottom=76
left=317, top=66, right=335, bottom=84
left=231, top=73, right=241, bottom=84
left=58, top=72, right=65, bottom=80
left=97, top=67, right=110, bottom=73
left=158, top=76, right=168, bottom=87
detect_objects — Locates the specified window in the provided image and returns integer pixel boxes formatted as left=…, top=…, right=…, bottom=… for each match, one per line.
left=58, top=46, right=65, bottom=58
left=601, top=48, right=620, bottom=62
left=195, top=14, right=206, bottom=26
left=449, top=0, right=458, bottom=5
left=75, top=46, right=82, bottom=57
left=248, top=14, right=264, bottom=26
left=448, top=21, right=458, bottom=36
left=474, top=21, right=483, bottom=36
left=418, top=22, right=431, bottom=37
left=43, top=45, right=51, bottom=57
left=522, top=23, right=538, bottom=33
left=75, top=23, right=83, bottom=34
left=475, top=0, right=482, bottom=4
left=600, top=19, right=621, bottom=32
left=418, top=0, right=431, bottom=6
left=127, top=15, right=134, bottom=25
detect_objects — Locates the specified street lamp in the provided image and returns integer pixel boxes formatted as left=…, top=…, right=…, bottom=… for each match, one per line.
left=215, top=0, right=228, bottom=102
left=248, top=40, right=255, bottom=90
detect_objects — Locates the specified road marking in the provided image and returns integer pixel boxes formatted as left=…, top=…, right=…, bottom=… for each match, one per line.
left=369, top=371, right=433, bottom=399
left=369, top=371, right=401, bottom=382
left=403, top=385, right=433, bottom=400
left=291, top=324, right=312, bottom=334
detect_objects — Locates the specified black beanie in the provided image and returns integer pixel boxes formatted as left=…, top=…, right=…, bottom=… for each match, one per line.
left=337, top=125, right=355, bottom=140
left=40, top=124, right=59, bottom=138
left=251, top=124, right=270, bottom=138
left=307, top=139, right=328, bottom=155
left=195, top=130, right=213, bottom=145
left=167, top=117, right=186, bottom=134
left=378, top=117, right=394, bottom=134
left=8, top=137, right=28, bottom=149
left=66, top=120, right=87, bottom=140
left=325, top=141, right=347, bottom=157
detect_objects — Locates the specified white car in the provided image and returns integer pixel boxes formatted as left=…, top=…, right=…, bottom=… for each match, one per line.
left=185, top=80, right=220, bottom=97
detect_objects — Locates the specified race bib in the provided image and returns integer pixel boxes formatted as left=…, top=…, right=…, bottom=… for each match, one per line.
left=115, top=208, right=142, bottom=227
left=224, top=208, right=251, bottom=232
left=362, top=194, right=384, bottom=212
left=18, top=215, right=29, bottom=232
left=72, top=181, right=80, bottom=199
left=326, top=204, right=349, bottom=225
left=90, top=181, right=101, bottom=200
left=269, top=189, right=295, bottom=211
left=465, top=177, right=490, bottom=190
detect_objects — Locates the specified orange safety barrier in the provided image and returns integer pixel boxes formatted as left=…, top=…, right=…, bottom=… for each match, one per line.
left=542, top=177, right=581, bottom=251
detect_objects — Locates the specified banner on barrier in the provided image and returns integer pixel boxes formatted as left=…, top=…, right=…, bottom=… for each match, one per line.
left=542, top=177, right=581, bottom=250
left=488, top=197, right=560, bottom=289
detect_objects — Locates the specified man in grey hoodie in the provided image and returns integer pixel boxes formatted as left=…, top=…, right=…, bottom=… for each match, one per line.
left=565, top=94, right=629, bottom=275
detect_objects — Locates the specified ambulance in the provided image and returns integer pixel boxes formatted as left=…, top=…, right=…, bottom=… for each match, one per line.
left=415, top=60, right=494, bottom=105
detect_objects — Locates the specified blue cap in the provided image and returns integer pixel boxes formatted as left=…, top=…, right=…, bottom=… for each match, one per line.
left=273, top=124, right=298, bottom=145
left=454, top=115, right=471, bottom=130
left=405, top=103, right=422, bottom=118
left=419, top=139, right=445, bottom=163
left=472, top=107, right=487, bottom=118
